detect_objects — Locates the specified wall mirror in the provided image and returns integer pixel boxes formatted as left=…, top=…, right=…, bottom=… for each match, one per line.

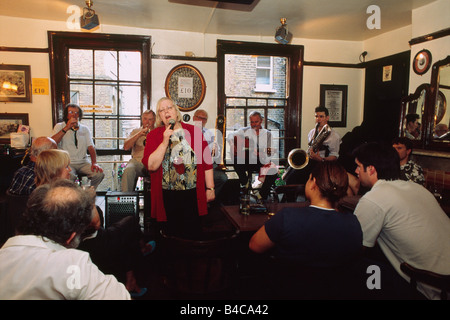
left=428, top=55, right=450, bottom=151
left=399, top=83, right=429, bottom=147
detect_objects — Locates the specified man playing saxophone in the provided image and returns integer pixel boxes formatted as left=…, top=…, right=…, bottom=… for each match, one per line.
left=283, top=105, right=341, bottom=185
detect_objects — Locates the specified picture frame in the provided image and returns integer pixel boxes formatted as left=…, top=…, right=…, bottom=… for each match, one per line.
left=0, top=113, right=29, bottom=144
left=0, top=64, right=32, bottom=102
left=320, top=84, right=348, bottom=127
left=164, top=64, right=206, bottom=112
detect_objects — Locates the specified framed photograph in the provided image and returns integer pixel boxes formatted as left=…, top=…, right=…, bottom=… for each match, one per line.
left=165, top=64, right=206, bottom=112
left=0, top=113, right=29, bottom=144
left=320, top=84, right=348, bottom=127
left=0, top=64, right=32, bottom=102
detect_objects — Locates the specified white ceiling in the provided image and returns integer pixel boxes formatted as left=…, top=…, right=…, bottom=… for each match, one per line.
left=1, top=0, right=438, bottom=41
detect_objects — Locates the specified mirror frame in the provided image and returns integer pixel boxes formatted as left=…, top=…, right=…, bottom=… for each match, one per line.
left=399, top=83, right=429, bottom=149
left=426, top=55, right=450, bottom=151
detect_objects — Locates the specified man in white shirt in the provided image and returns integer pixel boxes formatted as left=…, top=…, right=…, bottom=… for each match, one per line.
left=193, top=109, right=228, bottom=200
left=353, top=142, right=450, bottom=300
left=51, top=104, right=104, bottom=189
left=0, top=179, right=130, bottom=300
left=121, top=109, right=155, bottom=191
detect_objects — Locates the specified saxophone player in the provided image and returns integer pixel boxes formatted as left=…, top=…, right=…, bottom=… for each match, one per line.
left=283, top=106, right=341, bottom=185
left=121, top=109, right=156, bottom=191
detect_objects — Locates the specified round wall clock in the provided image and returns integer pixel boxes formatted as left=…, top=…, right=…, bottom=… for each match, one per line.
left=164, top=64, right=206, bottom=112
left=413, top=49, right=432, bottom=75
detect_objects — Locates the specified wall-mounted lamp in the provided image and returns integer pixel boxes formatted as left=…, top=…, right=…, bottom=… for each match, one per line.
left=80, top=0, right=100, bottom=31
left=359, top=51, right=368, bottom=63
left=275, top=18, right=292, bottom=45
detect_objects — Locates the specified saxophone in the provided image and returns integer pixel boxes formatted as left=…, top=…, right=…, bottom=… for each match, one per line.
left=286, top=124, right=331, bottom=170
left=308, top=124, right=331, bottom=154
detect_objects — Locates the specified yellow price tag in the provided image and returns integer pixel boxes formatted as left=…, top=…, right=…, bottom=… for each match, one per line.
left=32, top=78, right=49, bottom=95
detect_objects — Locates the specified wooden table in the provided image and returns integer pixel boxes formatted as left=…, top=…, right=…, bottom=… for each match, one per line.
left=221, top=202, right=310, bottom=232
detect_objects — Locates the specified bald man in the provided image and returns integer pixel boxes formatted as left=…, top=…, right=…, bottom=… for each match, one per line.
left=8, top=136, right=57, bottom=196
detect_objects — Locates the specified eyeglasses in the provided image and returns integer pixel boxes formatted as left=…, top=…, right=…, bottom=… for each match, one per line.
left=159, top=105, right=174, bottom=113
left=68, top=111, right=79, bottom=115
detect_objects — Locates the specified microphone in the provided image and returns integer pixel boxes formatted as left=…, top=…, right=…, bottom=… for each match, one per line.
left=169, top=119, right=175, bottom=130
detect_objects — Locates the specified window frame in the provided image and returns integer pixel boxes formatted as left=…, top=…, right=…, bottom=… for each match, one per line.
left=217, top=40, right=304, bottom=164
left=48, top=31, right=151, bottom=156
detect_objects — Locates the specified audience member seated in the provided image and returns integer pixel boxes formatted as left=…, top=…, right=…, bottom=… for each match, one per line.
left=193, top=109, right=228, bottom=204
left=353, top=142, right=450, bottom=300
left=8, top=136, right=57, bottom=196
left=0, top=179, right=130, bottom=300
left=121, top=109, right=156, bottom=192
left=35, top=149, right=155, bottom=298
left=249, top=161, right=363, bottom=299
left=392, top=137, right=425, bottom=186
left=51, top=103, right=104, bottom=189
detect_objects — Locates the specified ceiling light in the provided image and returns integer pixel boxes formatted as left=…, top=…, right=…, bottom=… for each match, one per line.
left=80, top=0, right=100, bottom=31
left=275, top=18, right=292, bottom=45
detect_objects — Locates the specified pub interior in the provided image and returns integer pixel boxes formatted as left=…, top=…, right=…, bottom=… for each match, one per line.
left=0, top=0, right=449, bottom=301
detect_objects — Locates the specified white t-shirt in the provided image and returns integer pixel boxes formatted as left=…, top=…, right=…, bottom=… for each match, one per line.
left=53, top=122, right=95, bottom=165
left=0, top=235, right=130, bottom=300
left=354, top=179, right=450, bottom=300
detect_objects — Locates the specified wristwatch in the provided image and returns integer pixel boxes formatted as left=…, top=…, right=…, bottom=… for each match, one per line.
left=206, top=187, right=215, bottom=191
left=62, top=129, right=67, bottom=134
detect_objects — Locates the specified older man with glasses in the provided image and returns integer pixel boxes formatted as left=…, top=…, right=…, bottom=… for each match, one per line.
left=121, top=109, right=156, bottom=192
left=51, top=103, right=104, bottom=189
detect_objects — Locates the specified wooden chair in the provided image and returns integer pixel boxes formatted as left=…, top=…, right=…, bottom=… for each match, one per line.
left=158, top=229, right=240, bottom=299
left=400, top=262, right=450, bottom=300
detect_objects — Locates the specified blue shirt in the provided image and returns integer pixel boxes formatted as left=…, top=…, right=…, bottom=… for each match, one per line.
left=265, top=206, right=363, bottom=267
left=8, top=162, right=36, bottom=196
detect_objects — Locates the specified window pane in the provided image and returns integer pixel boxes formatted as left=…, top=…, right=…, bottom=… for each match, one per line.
left=268, top=108, right=285, bottom=159
left=119, top=51, right=141, bottom=81
left=94, top=83, right=118, bottom=115
left=226, top=98, right=246, bottom=106
left=95, top=50, right=118, bottom=80
left=69, top=49, right=93, bottom=79
left=119, top=85, right=141, bottom=115
left=95, top=120, right=118, bottom=149
left=70, top=82, right=93, bottom=106
left=256, top=69, right=270, bottom=85
left=257, top=56, right=271, bottom=68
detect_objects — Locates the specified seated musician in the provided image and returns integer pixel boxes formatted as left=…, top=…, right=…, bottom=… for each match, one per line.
left=227, top=111, right=277, bottom=200
left=193, top=109, right=228, bottom=202
left=283, top=105, right=340, bottom=186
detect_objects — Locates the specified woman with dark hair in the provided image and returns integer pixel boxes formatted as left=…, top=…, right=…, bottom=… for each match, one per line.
left=249, top=161, right=362, bottom=266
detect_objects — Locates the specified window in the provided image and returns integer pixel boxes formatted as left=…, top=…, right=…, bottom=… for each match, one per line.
left=49, top=32, right=151, bottom=192
left=255, top=56, right=275, bottom=92
left=217, top=40, right=304, bottom=166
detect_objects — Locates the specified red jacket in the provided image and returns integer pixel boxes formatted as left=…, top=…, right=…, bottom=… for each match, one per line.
left=142, top=122, right=213, bottom=221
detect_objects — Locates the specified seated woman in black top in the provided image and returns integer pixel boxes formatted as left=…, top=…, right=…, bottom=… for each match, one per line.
left=249, top=161, right=363, bottom=298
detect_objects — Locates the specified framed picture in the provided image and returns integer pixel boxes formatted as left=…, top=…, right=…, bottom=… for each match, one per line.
left=320, top=84, right=348, bottom=127
left=165, top=64, right=206, bottom=112
left=0, top=113, right=29, bottom=144
left=0, top=65, right=32, bottom=102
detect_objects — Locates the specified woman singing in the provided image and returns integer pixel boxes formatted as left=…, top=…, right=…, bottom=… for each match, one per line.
left=142, top=97, right=215, bottom=239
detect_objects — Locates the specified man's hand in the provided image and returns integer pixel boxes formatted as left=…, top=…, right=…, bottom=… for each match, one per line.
left=91, top=163, right=103, bottom=173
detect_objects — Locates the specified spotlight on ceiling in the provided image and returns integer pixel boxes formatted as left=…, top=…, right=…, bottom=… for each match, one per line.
left=275, top=18, right=292, bottom=45
left=80, top=0, right=100, bottom=31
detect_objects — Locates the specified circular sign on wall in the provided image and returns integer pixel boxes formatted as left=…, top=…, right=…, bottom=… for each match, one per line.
left=413, top=49, right=432, bottom=75
left=164, top=64, right=206, bottom=112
